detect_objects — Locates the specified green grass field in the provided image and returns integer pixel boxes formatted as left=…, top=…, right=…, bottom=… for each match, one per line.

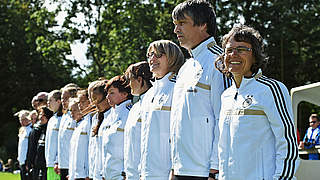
left=0, top=172, right=20, bottom=180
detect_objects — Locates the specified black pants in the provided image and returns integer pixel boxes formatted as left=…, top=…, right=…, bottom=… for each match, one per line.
left=174, top=175, right=207, bottom=180
left=60, top=169, right=69, bottom=180
left=32, top=167, right=47, bottom=180
left=19, top=164, right=29, bottom=180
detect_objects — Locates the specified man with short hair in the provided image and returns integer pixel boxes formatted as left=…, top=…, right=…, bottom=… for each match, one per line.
left=170, top=1, right=230, bottom=179
left=300, top=114, right=320, bottom=160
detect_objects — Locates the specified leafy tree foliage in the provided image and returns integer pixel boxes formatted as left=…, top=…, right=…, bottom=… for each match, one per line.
left=0, top=0, right=76, bottom=159
left=215, top=0, right=320, bottom=89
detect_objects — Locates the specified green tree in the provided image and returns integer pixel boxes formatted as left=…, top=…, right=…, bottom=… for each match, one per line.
left=215, top=0, right=320, bottom=89
left=0, top=0, right=76, bottom=159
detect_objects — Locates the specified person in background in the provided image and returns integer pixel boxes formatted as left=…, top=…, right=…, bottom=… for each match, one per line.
left=26, top=111, right=43, bottom=179
left=3, top=159, right=14, bottom=173
left=46, top=90, right=63, bottom=180
left=123, top=61, right=153, bottom=179
left=87, top=80, right=111, bottom=180
left=32, top=95, right=40, bottom=111
left=25, top=109, right=38, bottom=180
left=140, top=40, right=184, bottom=180
left=15, top=110, right=32, bottom=180
left=215, top=24, right=299, bottom=179
left=36, top=92, right=49, bottom=109
left=170, top=1, right=229, bottom=179
left=33, top=107, right=53, bottom=180
left=68, top=97, right=91, bottom=180
left=29, top=110, right=38, bottom=126
left=299, top=114, right=320, bottom=160
left=102, top=75, right=132, bottom=179
left=56, top=85, right=79, bottom=180
left=0, top=159, right=4, bottom=171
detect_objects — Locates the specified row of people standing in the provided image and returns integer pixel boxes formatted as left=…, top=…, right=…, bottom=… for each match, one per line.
left=15, top=0, right=300, bottom=180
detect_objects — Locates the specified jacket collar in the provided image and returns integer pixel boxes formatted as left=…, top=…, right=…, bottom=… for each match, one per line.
left=152, top=72, right=174, bottom=89
left=190, top=37, right=217, bottom=59
left=231, top=69, right=263, bottom=90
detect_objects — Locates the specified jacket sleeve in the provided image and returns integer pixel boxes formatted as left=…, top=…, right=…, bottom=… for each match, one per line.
left=209, top=69, right=227, bottom=170
left=263, top=81, right=300, bottom=180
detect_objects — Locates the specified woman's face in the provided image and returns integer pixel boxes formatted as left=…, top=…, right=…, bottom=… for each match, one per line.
left=147, top=46, right=169, bottom=78
left=39, top=111, right=48, bottom=125
left=31, top=113, right=38, bottom=125
left=106, top=85, right=128, bottom=107
left=224, top=37, right=255, bottom=77
left=19, top=115, right=30, bottom=126
left=78, top=94, right=90, bottom=112
left=48, top=96, right=60, bottom=112
left=129, top=75, right=143, bottom=96
left=70, top=104, right=82, bottom=121
left=61, top=91, right=71, bottom=111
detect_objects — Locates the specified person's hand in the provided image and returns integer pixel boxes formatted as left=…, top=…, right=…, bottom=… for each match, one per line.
left=169, top=169, right=174, bottom=180
left=208, top=169, right=218, bottom=180
left=54, top=164, right=60, bottom=175
left=299, top=141, right=304, bottom=149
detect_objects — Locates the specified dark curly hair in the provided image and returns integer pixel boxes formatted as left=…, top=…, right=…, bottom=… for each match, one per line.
left=215, top=24, right=268, bottom=78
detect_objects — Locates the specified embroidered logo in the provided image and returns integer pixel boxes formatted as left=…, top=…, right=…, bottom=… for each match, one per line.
left=242, top=95, right=253, bottom=108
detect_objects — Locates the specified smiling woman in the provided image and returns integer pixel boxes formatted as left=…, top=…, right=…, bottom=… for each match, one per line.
left=140, top=40, right=185, bottom=180
left=215, top=24, right=300, bottom=180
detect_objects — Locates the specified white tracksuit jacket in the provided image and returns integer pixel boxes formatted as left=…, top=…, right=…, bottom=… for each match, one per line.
left=93, top=109, right=111, bottom=180
left=218, top=70, right=300, bottom=180
left=170, top=37, right=229, bottom=177
left=68, top=114, right=92, bottom=179
left=88, top=110, right=110, bottom=180
left=45, top=113, right=61, bottom=167
left=89, top=112, right=98, bottom=179
left=124, top=94, right=145, bottom=180
left=140, top=72, right=176, bottom=180
left=102, top=100, right=131, bottom=180
left=17, top=124, right=32, bottom=165
left=57, top=111, right=76, bottom=169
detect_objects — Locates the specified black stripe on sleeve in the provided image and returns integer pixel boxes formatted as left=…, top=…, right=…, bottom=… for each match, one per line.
left=208, top=46, right=223, bottom=56
left=210, top=45, right=223, bottom=54
left=257, top=76, right=298, bottom=179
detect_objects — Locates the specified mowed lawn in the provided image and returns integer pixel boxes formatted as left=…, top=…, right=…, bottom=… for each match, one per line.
left=0, top=172, right=20, bottom=180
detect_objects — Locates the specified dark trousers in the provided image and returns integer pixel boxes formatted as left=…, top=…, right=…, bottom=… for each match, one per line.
left=60, top=169, right=69, bottom=180
left=174, top=175, right=207, bottom=180
left=32, top=167, right=47, bottom=180
left=20, top=164, right=29, bottom=180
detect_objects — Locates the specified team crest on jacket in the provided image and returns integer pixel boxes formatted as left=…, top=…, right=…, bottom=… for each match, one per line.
left=242, top=95, right=253, bottom=108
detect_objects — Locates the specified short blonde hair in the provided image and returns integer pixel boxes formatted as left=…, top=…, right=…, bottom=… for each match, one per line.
left=147, top=40, right=185, bottom=74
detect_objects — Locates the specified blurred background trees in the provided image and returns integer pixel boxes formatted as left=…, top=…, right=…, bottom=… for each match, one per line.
left=0, top=0, right=319, bottom=162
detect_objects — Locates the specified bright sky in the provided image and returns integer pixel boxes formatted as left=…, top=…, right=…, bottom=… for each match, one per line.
left=43, top=0, right=90, bottom=69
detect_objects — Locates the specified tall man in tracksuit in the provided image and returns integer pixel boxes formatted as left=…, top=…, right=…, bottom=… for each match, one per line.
left=170, top=1, right=230, bottom=179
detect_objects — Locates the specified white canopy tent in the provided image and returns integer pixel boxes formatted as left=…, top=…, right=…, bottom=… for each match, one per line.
left=291, top=82, right=320, bottom=126
left=291, top=82, right=320, bottom=180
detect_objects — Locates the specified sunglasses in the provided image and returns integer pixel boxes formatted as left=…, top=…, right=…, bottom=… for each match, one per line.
left=310, top=121, right=317, bottom=124
left=225, top=46, right=252, bottom=55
